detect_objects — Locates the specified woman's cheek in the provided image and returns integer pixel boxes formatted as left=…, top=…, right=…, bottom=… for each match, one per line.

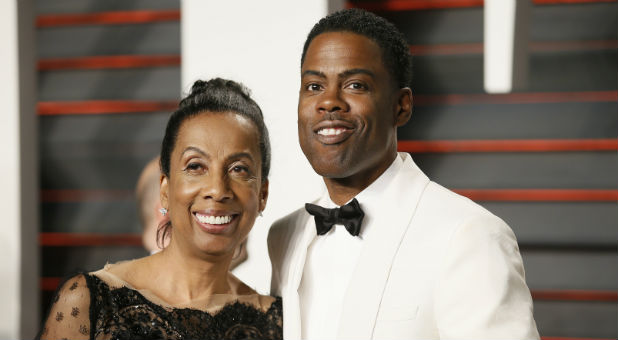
left=174, top=177, right=202, bottom=201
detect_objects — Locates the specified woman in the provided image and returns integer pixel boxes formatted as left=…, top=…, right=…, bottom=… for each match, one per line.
left=38, top=78, right=281, bottom=339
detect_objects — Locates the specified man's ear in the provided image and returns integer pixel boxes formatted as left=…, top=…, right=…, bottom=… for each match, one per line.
left=160, top=174, right=169, bottom=210
left=395, top=87, right=413, bottom=127
left=258, top=179, right=269, bottom=213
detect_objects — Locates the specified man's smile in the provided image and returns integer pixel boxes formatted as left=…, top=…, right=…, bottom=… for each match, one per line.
left=317, top=127, right=346, bottom=136
left=313, top=120, right=355, bottom=144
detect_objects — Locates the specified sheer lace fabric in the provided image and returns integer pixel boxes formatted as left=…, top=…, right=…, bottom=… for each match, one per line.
left=38, top=273, right=282, bottom=340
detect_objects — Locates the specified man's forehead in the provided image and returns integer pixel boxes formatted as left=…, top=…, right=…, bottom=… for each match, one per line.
left=302, top=32, right=386, bottom=71
left=306, top=31, right=381, bottom=54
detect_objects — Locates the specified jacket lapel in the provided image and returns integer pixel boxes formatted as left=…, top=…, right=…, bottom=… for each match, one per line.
left=337, top=153, right=429, bottom=339
left=282, top=207, right=317, bottom=339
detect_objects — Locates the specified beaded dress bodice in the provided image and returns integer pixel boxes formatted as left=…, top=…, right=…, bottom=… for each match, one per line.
left=38, top=273, right=282, bottom=340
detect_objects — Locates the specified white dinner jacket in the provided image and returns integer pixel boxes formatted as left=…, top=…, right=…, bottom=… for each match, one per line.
left=268, top=153, right=539, bottom=339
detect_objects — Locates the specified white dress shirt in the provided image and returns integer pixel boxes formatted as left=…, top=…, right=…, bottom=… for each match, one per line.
left=298, top=156, right=403, bottom=339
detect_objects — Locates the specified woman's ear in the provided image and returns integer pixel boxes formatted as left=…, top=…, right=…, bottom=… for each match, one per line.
left=258, top=180, right=269, bottom=213
left=395, top=87, right=413, bottom=127
left=160, top=174, right=169, bottom=210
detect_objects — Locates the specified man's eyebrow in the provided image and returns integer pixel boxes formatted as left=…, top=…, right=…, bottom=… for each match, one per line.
left=301, top=70, right=326, bottom=78
left=302, top=68, right=375, bottom=79
left=182, top=146, right=209, bottom=158
left=339, top=68, right=375, bottom=79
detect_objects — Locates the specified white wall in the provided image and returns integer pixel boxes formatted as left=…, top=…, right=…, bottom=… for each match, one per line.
left=0, top=2, right=22, bottom=336
left=0, top=0, right=38, bottom=338
left=182, top=0, right=342, bottom=293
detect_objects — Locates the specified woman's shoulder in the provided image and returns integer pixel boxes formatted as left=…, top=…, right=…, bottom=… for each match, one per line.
left=54, top=273, right=92, bottom=304
left=38, top=274, right=93, bottom=340
left=231, top=293, right=281, bottom=314
left=88, top=257, right=150, bottom=288
left=227, top=273, right=281, bottom=312
left=44, top=268, right=121, bottom=315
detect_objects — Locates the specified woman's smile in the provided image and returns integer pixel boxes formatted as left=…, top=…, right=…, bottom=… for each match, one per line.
left=193, top=210, right=239, bottom=234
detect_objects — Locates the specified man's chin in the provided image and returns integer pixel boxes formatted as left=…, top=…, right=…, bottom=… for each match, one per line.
left=311, top=164, right=355, bottom=180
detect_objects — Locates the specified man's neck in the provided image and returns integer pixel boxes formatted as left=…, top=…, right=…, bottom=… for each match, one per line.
left=323, top=153, right=397, bottom=206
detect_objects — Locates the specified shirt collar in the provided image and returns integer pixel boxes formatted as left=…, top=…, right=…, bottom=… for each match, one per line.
left=321, top=154, right=404, bottom=237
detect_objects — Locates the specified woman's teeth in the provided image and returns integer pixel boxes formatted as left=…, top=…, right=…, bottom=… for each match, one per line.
left=318, top=128, right=345, bottom=136
left=195, top=214, right=233, bottom=225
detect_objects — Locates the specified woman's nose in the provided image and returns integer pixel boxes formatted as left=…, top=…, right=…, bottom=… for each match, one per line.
left=202, top=174, right=233, bottom=201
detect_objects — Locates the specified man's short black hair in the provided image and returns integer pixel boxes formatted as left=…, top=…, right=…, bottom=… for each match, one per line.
left=301, top=8, right=412, bottom=88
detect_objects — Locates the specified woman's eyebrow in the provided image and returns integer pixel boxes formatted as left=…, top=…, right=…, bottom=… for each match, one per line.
left=227, top=152, right=255, bottom=162
left=182, top=146, right=209, bottom=159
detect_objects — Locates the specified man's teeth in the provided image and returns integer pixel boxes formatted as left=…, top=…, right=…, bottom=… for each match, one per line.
left=195, top=214, right=233, bottom=225
left=318, top=128, right=345, bottom=136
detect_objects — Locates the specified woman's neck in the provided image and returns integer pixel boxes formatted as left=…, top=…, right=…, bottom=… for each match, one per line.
left=149, top=242, right=235, bottom=304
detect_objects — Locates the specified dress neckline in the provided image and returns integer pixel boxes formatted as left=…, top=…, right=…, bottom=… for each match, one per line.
left=90, top=264, right=276, bottom=314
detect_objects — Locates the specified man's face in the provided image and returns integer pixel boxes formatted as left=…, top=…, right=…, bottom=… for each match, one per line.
left=298, top=31, right=404, bottom=182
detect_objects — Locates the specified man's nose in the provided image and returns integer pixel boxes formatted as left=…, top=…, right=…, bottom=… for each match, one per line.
left=317, top=86, right=349, bottom=114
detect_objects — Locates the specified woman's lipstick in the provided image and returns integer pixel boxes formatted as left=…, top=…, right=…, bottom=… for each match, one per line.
left=193, top=211, right=237, bottom=234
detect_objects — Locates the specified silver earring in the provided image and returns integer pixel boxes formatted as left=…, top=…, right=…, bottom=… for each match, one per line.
left=159, top=208, right=168, bottom=216
left=259, top=211, right=263, bottom=217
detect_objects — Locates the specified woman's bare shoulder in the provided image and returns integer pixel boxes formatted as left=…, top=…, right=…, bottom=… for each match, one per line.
left=90, top=257, right=150, bottom=288
left=228, top=273, right=279, bottom=311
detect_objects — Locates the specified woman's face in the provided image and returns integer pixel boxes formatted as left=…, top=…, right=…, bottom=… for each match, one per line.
left=160, top=112, right=268, bottom=259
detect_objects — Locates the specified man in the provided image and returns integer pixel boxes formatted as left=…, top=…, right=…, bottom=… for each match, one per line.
left=268, top=9, right=539, bottom=339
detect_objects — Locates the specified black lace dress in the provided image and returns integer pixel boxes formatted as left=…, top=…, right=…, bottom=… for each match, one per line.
left=38, top=272, right=282, bottom=340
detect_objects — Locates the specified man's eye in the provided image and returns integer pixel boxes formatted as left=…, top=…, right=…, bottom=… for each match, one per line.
left=306, top=83, right=322, bottom=91
left=348, top=82, right=366, bottom=90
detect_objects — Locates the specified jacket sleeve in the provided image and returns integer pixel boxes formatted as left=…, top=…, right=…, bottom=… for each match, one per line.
left=434, top=214, right=540, bottom=339
left=268, top=219, right=285, bottom=296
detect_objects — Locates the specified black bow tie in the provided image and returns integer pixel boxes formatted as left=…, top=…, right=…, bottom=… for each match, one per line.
left=305, top=198, right=365, bottom=236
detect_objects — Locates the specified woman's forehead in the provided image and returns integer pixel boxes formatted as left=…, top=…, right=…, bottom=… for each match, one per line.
left=174, top=112, right=261, bottom=159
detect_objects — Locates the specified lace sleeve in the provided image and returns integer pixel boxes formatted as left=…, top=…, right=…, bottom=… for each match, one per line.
left=38, top=274, right=92, bottom=340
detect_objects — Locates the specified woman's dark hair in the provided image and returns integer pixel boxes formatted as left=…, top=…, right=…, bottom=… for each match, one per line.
left=157, top=78, right=271, bottom=248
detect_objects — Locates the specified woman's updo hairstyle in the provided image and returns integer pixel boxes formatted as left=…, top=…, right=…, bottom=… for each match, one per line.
left=160, top=78, right=271, bottom=182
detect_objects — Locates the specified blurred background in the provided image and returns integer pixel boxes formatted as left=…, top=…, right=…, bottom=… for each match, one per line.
left=0, top=0, right=616, bottom=339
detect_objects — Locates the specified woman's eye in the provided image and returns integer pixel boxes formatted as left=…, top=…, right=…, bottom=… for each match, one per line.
left=231, top=165, right=249, bottom=174
left=185, top=162, right=204, bottom=172
left=230, top=164, right=255, bottom=180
